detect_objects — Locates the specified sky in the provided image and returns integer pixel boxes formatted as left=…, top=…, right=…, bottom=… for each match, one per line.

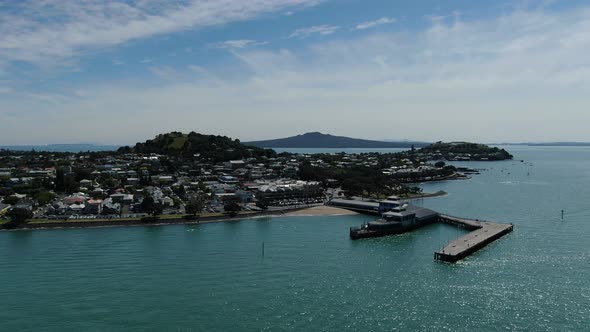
left=1, top=0, right=590, bottom=145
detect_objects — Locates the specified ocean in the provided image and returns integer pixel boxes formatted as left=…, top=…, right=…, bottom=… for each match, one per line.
left=0, top=146, right=588, bottom=331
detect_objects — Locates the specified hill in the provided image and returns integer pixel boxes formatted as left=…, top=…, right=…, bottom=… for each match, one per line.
left=418, top=142, right=513, bottom=160
left=246, top=132, right=429, bottom=148
left=118, top=132, right=276, bottom=162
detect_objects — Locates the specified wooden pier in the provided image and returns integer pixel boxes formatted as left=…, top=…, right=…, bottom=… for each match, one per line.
left=434, top=214, right=513, bottom=263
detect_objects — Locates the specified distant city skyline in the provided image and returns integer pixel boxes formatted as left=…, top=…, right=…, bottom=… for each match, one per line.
left=1, top=0, right=590, bottom=145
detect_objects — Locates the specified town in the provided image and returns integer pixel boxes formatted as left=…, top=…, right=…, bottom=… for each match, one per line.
left=0, top=132, right=512, bottom=229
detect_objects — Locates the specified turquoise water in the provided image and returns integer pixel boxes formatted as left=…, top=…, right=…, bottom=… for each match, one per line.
left=1, top=146, right=590, bottom=331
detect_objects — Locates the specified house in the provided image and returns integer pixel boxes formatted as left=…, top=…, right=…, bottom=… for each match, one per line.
left=102, top=198, right=121, bottom=214
left=79, top=179, right=93, bottom=187
left=224, top=160, right=246, bottom=170
left=219, top=175, right=239, bottom=184
left=122, top=194, right=134, bottom=204
left=64, top=196, right=85, bottom=205
left=109, top=193, right=125, bottom=203
left=68, top=203, right=85, bottom=214
left=160, top=196, right=174, bottom=207
left=85, top=199, right=103, bottom=215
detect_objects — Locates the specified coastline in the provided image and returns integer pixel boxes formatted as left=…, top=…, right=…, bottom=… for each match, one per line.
left=402, top=190, right=448, bottom=200
left=0, top=205, right=357, bottom=232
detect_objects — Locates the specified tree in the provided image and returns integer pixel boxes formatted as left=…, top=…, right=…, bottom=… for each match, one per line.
left=2, top=195, right=19, bottom=205
left=4, top=208, right=33, bottom=229
left=224, top=202, right=241, bottom=217
left=35, top=191, right=55, bottom=205
left=140, top=195, right=162, bottom=217
left=255, top=195, right=269, bottom=211
left=173, top=185, right=186, bottom=199
left=185, top=197, right=204, bottom=216
left=55, top=168, right=65, bottom=192
left=434, top=161, right=446, bottom=168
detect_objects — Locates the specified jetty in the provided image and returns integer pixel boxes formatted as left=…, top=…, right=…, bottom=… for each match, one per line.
left=331, top=198, right=514, bottom=263
left=434, top=214, right=513, bottom=263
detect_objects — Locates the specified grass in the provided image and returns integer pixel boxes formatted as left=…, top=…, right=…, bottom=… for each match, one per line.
left=169, top=136, right=188, bottom=149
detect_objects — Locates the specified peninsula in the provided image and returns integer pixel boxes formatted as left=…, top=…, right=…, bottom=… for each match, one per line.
left=1, top=132, right=511, bottom=232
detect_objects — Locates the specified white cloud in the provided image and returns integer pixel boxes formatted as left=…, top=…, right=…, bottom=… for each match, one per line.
left=0, top=87, right=14, bottom=94
left=0, top=0, right=321, bottom=65
left=355, top=17, right=396, bottom=30
left=289, top=25, right=340, bottom=38
left=209, top=39, right=267, bottom=49
left=3, top=6, right=590, bottom=144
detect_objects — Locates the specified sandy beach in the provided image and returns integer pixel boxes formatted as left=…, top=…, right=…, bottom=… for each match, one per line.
left=285, top=205, right=358, bottom=216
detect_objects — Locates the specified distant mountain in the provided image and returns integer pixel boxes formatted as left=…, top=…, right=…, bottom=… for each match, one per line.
left=118, top=131, right=275, bottom=162
left=0, top=144, right=120, bottom=152
left=498, top=142, right=590, bottom=147
left=246, top=132, right=429, bottom=148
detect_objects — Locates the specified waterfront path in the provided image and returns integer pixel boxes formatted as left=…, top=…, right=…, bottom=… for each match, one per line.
left=435, top=214, right=513, bottom=262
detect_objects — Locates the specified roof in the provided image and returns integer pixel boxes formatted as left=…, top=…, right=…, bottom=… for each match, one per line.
left=378, top=200, right=400, bottom=205
left=330, top=199, right=380, bottom=208
left=383, top=210, right=416, bottom=218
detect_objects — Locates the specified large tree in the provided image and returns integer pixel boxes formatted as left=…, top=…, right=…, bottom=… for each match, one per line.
left=141, top=195, right=163, bottom=217
left=224, top=202, right=241, bottom=217
left=185, top=197, right=204, bottom=216
left=4, top=208, right=33, bottom=229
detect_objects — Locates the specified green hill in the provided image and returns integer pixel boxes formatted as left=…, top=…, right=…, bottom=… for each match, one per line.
left=118, top=132, right=275, bottom=162
left=418, top=142, right=513, bottom=160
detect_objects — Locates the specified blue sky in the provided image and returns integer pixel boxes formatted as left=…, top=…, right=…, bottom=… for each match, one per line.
left=1, top=0, right=590, bottom=144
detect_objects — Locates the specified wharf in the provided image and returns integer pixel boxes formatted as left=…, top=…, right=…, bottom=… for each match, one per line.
left=434, top=214, right=513, bottom=263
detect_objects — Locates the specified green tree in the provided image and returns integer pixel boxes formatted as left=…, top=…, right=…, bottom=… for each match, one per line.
left=2, top=195, right=19, bottom=205
left=35, top=191, right=55, bottom=205
left=434, top=161, right=446, bottom=168
left=224, top=202, right=241, bottom=217
left=4, top=208, right=33, bottom=229
left=185, top=197, right=204, bottom=216
left=255, top=195, right=269, bottom=211
left=54, top=168, right=65, bottom=192
left=141, top=195, right=163, bottom=217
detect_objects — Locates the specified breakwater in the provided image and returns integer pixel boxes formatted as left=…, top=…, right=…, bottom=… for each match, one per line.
left=330, top=199, right=513, bottom=262
left=434, top=215, right=514, bottom=262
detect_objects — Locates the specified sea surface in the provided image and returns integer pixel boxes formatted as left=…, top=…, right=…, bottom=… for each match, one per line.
left=1, top=146, right=589, bottom=331
left=0, top=144, right=121, bottom=152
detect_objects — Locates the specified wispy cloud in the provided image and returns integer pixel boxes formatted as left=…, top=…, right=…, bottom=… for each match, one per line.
left=355, top=17, right=396, bottom=30
left=289, top=25, right=340, bottom=38
left=209, top=39, right=267, bottom=49
left=3, top=6, right=590, bottom=144
left=0, top=0, right=322, bottom=66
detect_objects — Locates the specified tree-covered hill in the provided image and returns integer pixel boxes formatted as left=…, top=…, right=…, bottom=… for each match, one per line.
left=118, top=132, right=276, bottom=162
left=417, top=142, right=513, bottom=160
